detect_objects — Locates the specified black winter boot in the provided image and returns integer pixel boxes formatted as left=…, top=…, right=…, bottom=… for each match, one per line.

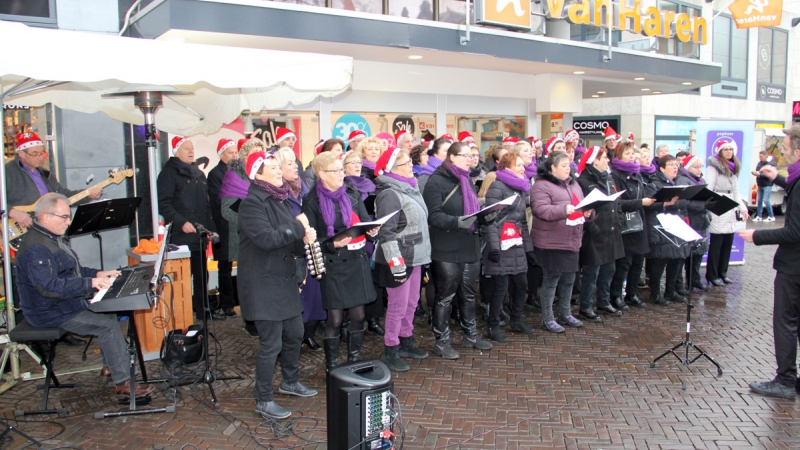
left=323, top=336, right=340, bottom=371
left=383, top=345, right=409, bottom=372
left=347, top=330, right=364, bottom=362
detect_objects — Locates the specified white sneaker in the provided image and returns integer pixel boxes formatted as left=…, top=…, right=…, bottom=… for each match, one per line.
left=766, top=217, right=776, bottom=222
left=753, top=217, right=762, bottom=222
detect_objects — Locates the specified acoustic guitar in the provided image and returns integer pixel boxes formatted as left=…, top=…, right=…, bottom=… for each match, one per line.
left=5, top=168, right=134, bottom=251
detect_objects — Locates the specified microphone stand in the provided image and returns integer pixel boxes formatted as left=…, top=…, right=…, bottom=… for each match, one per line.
left=650, top=235, right=723, bottom=390
left=196, top=229, right=244, bottom=408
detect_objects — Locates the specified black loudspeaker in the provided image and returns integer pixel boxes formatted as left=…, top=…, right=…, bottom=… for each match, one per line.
left=327, top=360, right=394, bottom=450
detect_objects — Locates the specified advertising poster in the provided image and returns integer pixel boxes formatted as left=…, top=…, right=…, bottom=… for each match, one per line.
left=696, top=120, right=754, bottom=265
left=332, top=113, right=371, bottom=142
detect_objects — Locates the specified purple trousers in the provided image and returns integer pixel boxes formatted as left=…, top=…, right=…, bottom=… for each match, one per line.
left=384, top=266, right=422, bottom=347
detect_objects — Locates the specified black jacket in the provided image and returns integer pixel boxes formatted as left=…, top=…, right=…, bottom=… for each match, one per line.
left=577, top=165, right=625, bottom=266
left=643, top=170, right=690, bottom=260
left=156, top=157, right=216, bottom=251
left=675, top=172, right=711, bottom=257
left=753, top=176, right=800, bottom=275
left=755, top=160, right=776, bottom=187
left=481, top=179, right=532, bottom=275
left=302, top=184, right=376, bottom=310
left=4, top=159, right=83, bottom=208
left=207, top=161, right=230, bottom=261
left=611, top=168, right=650, bottom=256
left=237, top=184, right=305, bottom=321
left=423, top=165, right=481, bottom=264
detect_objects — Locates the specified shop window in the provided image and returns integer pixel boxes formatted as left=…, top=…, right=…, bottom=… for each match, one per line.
left=570, top=24, right=621, bottom=45
left=450, top=115, right=527, bottom=154
left=331, top=112, right=439, bottom=151
left=757, top=28, right=787, bottom=87
left=713, top=14, right=748, bottom=81
left=3, top=105, right=52, bottom=161
left=0, top=0, right=56, bottom=26
left=389, top=0, right=434, bottom=20
left=438, top=0, right=466, bottom=24
left=273, top=0, right=326, bottom=6
left=332, top=0, right=383, bottom=14
left=654, top=117, right=696, bottom=155
left=655, top=1, right=700, bottom=59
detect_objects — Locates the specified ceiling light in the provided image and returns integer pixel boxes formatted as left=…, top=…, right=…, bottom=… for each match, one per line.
left=641, top=88, right=650, bottom=91
left=597, top=91, right=606, bottom=94
left=591, top=95, right=600, bottom=98
left=573, top=71, right=585, bottom=75
left=634, top=77, right=645, bottom=81
left=652, top=91, right=662, bottom=94
left=682, top=82, right=693, bottom=85
left=408, top=55, right=423, bottom=60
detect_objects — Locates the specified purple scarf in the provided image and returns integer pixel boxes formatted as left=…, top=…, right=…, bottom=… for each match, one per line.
left=727, top=160, right=736, bottom=173
left=384, top=172, right=418, bottom=188
left=523, top=162, right=538, bottom=181
left=641, top=162, right=657, bottom=175
left=612, top=158, right=640, bottom=174
left=679, top=166, right=704, bottom=186
left=414, top=164, right=435, bottom=176
left=317, top=182, right=352, bottom=237
left=429, top=155, right=443, bottom=170
left=345, top=175, right=376, bottom=200
left=362, top=160, right=377, bottom=171
left=444, top=162, right=480, bottom=231
left=284, top=177, right=302, bottom=198
left=787, top=160, right=800, bottom=185
left=495, top=169, right=530, bottom=192
left=253, top=179, right=289, bottom=202
left=219, top=169, right=251, bottom=199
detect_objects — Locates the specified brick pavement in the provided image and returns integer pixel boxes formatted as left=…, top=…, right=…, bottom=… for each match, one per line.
left=1, top=218, right=799, bottom=449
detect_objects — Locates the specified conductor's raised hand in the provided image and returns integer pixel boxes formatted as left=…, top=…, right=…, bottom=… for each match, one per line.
left=759, top=165, right=779, bottom=180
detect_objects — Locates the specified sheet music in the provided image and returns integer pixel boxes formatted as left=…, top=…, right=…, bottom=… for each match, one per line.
left=90, top=275, right=118, bottom=303
left=463, top=195, right=517, bottom=219
left=656, top=213, right=702, bottom=242
left=574, top=189, right=626, bottom=211
left=355, top=210, right=400, bottom=227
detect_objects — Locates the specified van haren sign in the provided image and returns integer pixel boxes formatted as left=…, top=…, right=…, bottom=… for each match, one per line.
left=477, top=0, right=707, bottom=45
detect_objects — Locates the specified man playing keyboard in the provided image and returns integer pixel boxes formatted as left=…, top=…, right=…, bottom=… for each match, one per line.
left=15, top=193, right=154, bottom=398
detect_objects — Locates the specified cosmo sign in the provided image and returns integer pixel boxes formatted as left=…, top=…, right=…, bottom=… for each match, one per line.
left=478, top=0, right=707, bottom=45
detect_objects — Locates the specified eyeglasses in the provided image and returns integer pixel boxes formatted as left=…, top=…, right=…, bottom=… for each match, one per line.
left=345, top=160, right=362, bottom=166
left=47, top=212, right=71, bottom=221
left=455, top=154, right=475, bottom=160
left=666, top=163, right=680, bottom=168
left=323, top=169, right=345, bottom=175
left=23, top=149, right=48, bottom=158
left=397, top=160, right=413, bottom=167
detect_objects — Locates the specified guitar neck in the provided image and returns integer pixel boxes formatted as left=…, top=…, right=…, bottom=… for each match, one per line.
left=67, top=179, right=114, bottom=205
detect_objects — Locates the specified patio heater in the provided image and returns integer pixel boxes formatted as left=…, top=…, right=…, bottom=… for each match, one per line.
left=102, top=85, right=192, bottom=236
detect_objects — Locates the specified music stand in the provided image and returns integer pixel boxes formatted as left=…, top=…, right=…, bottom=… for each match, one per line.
left=650, top=216, right=723, bottom=390
left=67, top=198, right=142, bottom=270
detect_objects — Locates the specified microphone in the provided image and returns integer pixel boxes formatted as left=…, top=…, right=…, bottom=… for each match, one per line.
left=194, top=223, right=220, bottom=244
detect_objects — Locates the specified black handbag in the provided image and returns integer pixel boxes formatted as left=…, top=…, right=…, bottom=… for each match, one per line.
left=160, top=324, right=205, bottom=368
left=620, top=210, right=644, bottom=234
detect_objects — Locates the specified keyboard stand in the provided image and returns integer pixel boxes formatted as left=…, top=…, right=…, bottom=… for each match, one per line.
left=94, top=312, right=174, bottom=419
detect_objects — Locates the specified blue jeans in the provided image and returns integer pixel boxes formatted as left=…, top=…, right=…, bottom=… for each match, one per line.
left=757, top=186, right=774, bottom=218
left=540, top=269, right=576, bottom=323
left=580, top=262, right=616, bottom=311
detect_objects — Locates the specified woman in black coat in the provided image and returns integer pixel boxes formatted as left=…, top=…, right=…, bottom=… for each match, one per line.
left=576, top=147, right=626, bottom=322
left=237, top=152, right=318, bottom=420
left=481, top=152, right=535, bottom=342
left=643, top=155, right=689, bottom=305
left=677, top=155, right=712, bottom=291
left=302, top=151, right=377, bottom=371
left=423, top=142, right=493, bottom=360
left=610, top=142, right=654, bottom=308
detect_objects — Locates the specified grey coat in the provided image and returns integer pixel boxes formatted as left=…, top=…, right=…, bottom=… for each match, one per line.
left=374, top=176, right=431, bottom=274
left=4, top=158, right=82, bottom=208
left=482, top=179, right=533, bottom=276
left=706, top=156, right=747, bottom=234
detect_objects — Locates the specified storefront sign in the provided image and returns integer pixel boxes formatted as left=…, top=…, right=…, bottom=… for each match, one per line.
left=392, top=115, right=415, bottom=136
left=729, top=0, right=782, bottom=29
left=793, top=102, right=800, bottom=121
left=550, top=113, right=563, bottom=133
left=756, top=83, right=785, bottom=103
left=544, top=0, right=707, bottom=45
left=3, top=104, right=29, bottom=110
left=475, top=0, right=532, bottom=31
left=572, top=117, right=619, bottom=137
left=332, top=113, right=371, bottom=142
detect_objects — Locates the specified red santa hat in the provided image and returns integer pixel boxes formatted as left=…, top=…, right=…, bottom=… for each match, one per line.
left=603, top=126, right=618, bottom=142
left=217, top=138, right=235, bottom=155
left=348, top=130, right=367, bottom=143
left=171, top=136, right=189, bottom=155
left=245, top=151, right=270, bottom=180
left=275, top=127, right=296, bottom=146
left=237, top=139, right=248, bottom=151
left=439, top=133, right=455, bottom=143
left=532, top=137, right=542, bottom=146
left=716, top=139, right=737, bottom=154
left=682, top=154, right=701, bottom=169
left=458, top=131, right=475, bottom=144
left=374, top=145, right=400, bottom=176
left=564, top=129, right=579, bottom=142
left=394, top=130, right=410, bottom=145
left=545, top=135, right=564, bottom=155
left=577, top=146, right=601, bottom=174
left=15, top=132, right=44, bottom=152
left=501, top=136, right=519, bottom=146
left=566, top=193, right=586, bottom=227
left=623, top=132, right=635, bottom=144
left=314, top=139, right=325, bottom=155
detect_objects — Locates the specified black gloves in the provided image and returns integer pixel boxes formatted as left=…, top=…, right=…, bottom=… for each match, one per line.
left=526, top=251, right=537, bottom=266
left=457, top=215, right=478, bottom=229
left=487, top=250, right=501, bottom=263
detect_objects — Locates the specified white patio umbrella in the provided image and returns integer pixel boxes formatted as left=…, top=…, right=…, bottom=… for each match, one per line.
left=0, top=20, right=353, bottom=382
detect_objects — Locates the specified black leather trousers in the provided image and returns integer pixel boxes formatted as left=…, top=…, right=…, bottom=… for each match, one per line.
left=431, top=260, right=480, bottom=342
